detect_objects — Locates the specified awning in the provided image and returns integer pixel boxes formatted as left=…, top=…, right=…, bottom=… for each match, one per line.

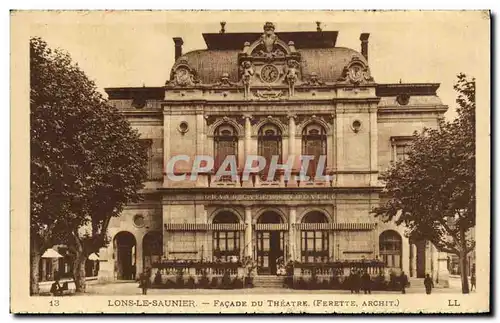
left=254, top=223, right=289, bottom=231
left=41, top=248, right=63, bottom=258
left=294, top=223, right=375, bottom=231
left=164, top=223, right=246, bottom=231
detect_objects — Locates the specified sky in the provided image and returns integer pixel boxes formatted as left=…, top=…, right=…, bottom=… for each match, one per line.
left=24, top=11, right=490, bottom=120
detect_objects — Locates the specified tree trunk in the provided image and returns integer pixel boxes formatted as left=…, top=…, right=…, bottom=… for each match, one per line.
left=30, top=248, right=41, bottom=295
left=459, top=228, right=470, bottom=294
left=73, top=254, right=87, bottom=293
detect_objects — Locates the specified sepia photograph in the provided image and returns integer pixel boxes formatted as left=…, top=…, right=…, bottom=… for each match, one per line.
left=10, top=10, right=490, bottom=314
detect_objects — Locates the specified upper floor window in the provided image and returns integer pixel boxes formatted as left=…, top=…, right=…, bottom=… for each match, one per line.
left=390, top=136, right=413, bottom=163
left=302, top=123, right=327, bottom=178
left=139, top=139, right=153, bottom=179
left=214, top=124, right=238, bottom=179
left=258, top=123, right=282, bottom=181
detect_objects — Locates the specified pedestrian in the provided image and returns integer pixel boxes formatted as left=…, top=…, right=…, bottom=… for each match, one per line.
left=361, top=271, right=372, bottom=294
left=400, top=271, right=409, bottom=294
left=424, top=274, right=434, bottom=294
left=348, top=272, right=355, bottom=294
left=353, top=271, right=361, bottom=294
left=139, top=269, right=151, bottom=295
left=470, top=272, right=476, bottom=291
left=50, top=277, right=63, bottom=296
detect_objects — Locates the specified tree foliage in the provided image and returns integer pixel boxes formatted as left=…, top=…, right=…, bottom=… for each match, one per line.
left=371, top=73, right=475, bottom=292
left=30, top=37, right=148, bottom=292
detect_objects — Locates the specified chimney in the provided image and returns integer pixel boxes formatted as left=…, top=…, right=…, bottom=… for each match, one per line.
left=360, top=33, right=369, bottom=61
left=173, top=37, right=184, bottom=61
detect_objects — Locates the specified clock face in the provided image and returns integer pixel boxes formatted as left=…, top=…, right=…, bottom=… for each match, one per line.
left=260, top=64, right=280, bottom=83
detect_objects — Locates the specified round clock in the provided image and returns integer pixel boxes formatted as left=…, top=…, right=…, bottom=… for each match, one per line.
left=260, top=64, right=280, bottom=83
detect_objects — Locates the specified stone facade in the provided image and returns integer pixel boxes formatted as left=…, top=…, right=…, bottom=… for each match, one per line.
left=99, top=22, right=449, bottom=285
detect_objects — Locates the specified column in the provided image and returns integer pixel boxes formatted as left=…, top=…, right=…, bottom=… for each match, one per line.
left=335, top=105, right=344, bottom=186
left=436, top=251, right=450, bottom=287
left=135, top=234, right=143, bottom=280
left=431, top=243, right=438, bottom=280
left=289, top=207, right=297, bottom=261
left=245, top=207, right=252, bottom=258
left=287, top=114, right=297, bottom=186
left=244, top=115, right=252, bottom=157
left=163, top=109, right=171, bottom=188
left=411, top=243, right=417, bottom=278
left=288, top=114, right=296, bottom=160
left=196, top=110, right=207, bottom=187
left=369, top=105, right=378, bottom=186
left=243, top=115, right=253, bottom=187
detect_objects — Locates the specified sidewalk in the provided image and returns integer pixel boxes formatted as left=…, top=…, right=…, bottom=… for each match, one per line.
left=80, top=279, right=465, bottom=296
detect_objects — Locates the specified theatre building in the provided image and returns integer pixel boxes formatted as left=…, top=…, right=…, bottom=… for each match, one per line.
left=99, top=22, right=450, bottom=285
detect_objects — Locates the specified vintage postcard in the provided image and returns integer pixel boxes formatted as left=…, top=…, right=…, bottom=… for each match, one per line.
left=10, top=10, right=490, bottom=314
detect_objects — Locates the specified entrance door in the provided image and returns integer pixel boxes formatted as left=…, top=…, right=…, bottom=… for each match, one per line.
left=256, top=231, right=284, bottom=275
left=114, top=231, right=136, bottom=280
left=416, top=240, right=427, bottom=278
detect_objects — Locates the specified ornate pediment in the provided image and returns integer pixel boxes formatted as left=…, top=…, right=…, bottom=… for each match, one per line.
left=238, top=23, right=302, bottom=98
left=166, top=59, right=201, bottom=87
left=337, top=56, right=374, bottom=85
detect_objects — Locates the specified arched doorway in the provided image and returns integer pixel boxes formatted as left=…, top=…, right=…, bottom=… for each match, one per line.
left=114, top=231, right=136, bottom=280
left=256, top=211, right=284, bottom=275
left=301, top=211, right=329, bottom=263
left=143, top=232, right=163, bottom=271
left=212, top=211, right=241, bottom=262
left=379, top=230, right=402, bottom=271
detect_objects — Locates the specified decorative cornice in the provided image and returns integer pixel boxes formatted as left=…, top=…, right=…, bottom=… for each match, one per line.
left=376, top=83, right=440, bottom=96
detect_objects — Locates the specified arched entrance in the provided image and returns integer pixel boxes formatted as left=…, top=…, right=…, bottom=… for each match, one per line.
left=143, top=232, right=163, bottom=271
left=379, top=230, right=402, bottom=272
left=256, top=211, right=285, bottom=275
left=114, top=231, right=136, bottom=280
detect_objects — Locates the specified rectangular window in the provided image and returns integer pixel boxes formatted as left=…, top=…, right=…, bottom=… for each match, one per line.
left=140, top=139, right=153, bottom=179
left=395, top=145, right=409, bottom=161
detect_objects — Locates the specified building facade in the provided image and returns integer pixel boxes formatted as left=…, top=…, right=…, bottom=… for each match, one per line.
left=99, top=22, right=450, bottom=284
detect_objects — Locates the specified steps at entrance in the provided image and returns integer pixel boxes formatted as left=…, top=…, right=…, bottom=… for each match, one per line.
left=253, top=276, right=286, bottom=288
left=409, top=278, right=425, bottom=289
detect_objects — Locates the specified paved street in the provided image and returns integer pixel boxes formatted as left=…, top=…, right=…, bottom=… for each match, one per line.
left=78, top=276, right=468, bottom=296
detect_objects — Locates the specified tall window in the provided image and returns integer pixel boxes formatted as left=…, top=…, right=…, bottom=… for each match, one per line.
left=379, top=230, right=402, bottom=268
left=395, top=144, right=409, bottom=161
left=258, top=123, right=282, bottom=181
left=143, top=232, right=163, bottom=270
left=301, top=212, right=329, bottom=263
left=391, top=136, right=413, bottom=163
left=212, top=212, right=240, bottom=261
left=140, top=139, right=153, bottom=179
left=214, top=124, right=238, bottom=181
left=302, top=123, right=327, bottom=179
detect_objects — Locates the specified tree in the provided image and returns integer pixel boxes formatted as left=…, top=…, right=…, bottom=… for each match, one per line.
left=371, top=73, right=475, bottom=294
left=30, top=37, right=148, bottom=293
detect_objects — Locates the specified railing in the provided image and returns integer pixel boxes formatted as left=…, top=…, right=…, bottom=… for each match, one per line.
left=294, top=260, right=385, bottom=277
left=152, top=261, right=242, bottom=277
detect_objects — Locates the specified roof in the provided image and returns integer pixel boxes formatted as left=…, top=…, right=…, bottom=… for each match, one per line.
left=176, top=46, right=367, bottom=84
left=202, top=31, right=338, bottom=50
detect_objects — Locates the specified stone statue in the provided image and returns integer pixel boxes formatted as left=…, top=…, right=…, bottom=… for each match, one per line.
left=285, top=59, right=299, bottom=96
left=240, top=61, right=254, bottom=99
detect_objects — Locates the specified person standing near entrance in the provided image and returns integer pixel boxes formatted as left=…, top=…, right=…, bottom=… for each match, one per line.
left=361, top=271, right=372, bottom=294
left=424, top=274, right=434, bottom=294
left=470, top=272, right=476, bottom=291
left=400, top=271, right=409, bottom=294
left=139, top=269, right=151, bottom=295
